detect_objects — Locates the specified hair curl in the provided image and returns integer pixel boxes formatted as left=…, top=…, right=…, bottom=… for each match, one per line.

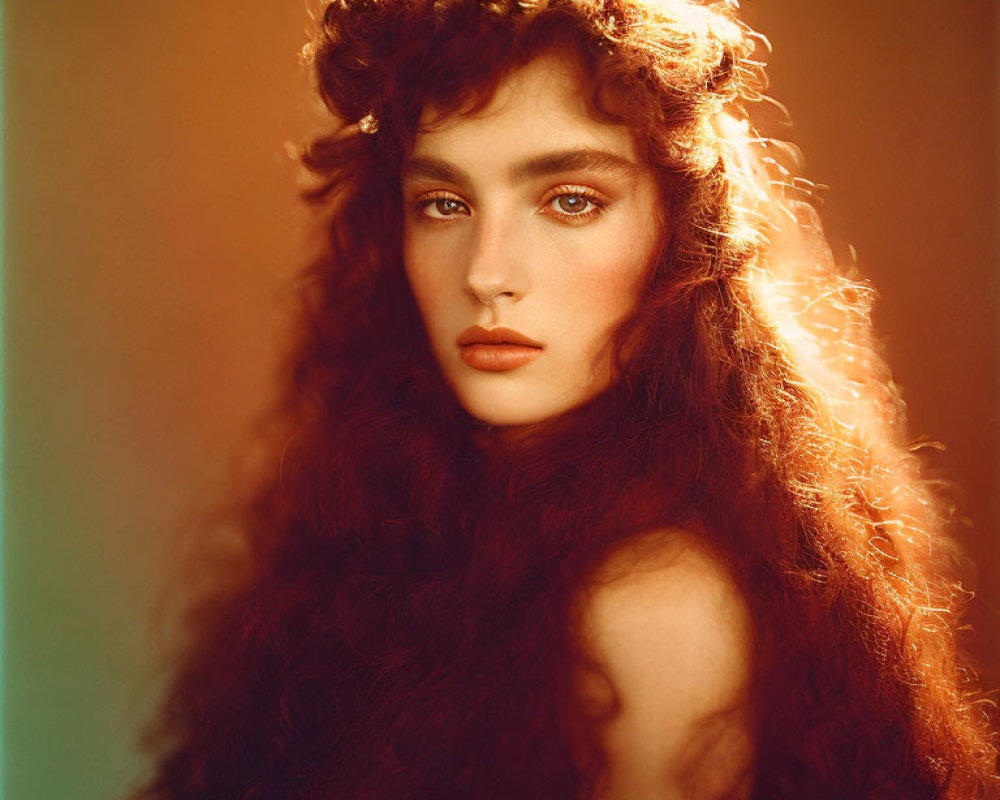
left=133, top=1, right=998, bottom=798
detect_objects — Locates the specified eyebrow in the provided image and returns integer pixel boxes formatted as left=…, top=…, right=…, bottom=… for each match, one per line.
left=400, top=148, right=643, bottom=187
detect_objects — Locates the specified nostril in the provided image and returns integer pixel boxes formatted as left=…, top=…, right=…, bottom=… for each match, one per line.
left=484, top=289, right=519, bottom=305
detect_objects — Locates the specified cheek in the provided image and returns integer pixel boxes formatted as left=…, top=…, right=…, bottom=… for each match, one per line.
left=403, top=261, right=436, bottom=321
left=554, top=233, right=653, bottom=323
left=402, top=234, right=449, bottom=325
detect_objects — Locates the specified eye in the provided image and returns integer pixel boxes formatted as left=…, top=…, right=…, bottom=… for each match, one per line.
left=552, top=194, right=593, bottom=214
left=415, top=193, right=471, bottom=220
left=541, top=187, right=606, bottom=223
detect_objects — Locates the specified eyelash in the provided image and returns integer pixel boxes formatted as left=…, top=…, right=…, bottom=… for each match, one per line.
left=541, top=186, right=606, bottom=224
left=414, top=192, right=470, bottom=221
left=413, top=186, right=607, bottom=225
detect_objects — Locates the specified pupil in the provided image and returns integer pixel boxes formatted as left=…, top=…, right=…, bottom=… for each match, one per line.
left=558, top=195, right=586, bottom=213
left=438, top=199, right=458, bottom=215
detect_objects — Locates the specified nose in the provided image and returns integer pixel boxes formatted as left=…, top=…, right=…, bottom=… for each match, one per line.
left=463, top=211, right=528, bottom=306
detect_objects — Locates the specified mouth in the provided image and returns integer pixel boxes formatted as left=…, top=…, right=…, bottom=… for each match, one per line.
left=457, top=325, right=544, bottom=372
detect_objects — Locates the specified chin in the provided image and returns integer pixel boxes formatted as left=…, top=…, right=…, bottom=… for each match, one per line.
left=457, top=395, right=552, bottom=427
left=453, top=386, right=596, bottom=429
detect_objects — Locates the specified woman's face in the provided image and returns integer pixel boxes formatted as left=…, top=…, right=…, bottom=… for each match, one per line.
left=401, top=52, right=662, bottom=427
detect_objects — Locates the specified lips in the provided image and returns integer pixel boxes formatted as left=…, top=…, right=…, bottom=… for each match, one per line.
left=457, top=325, right=543, bottom=371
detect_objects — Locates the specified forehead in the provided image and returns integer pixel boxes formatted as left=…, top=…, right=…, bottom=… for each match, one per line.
left=408, top=51, right=642, bottom=168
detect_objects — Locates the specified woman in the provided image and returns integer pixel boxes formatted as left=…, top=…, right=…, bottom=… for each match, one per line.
left=135, top=0, right=998, bottom=797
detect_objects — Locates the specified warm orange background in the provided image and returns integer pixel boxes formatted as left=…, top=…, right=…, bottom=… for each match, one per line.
left=4, top=1, right=997, bottom=797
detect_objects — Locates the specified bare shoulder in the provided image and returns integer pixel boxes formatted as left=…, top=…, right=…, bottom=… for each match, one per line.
left=575, top=527, right=753, bottom=666
left=571, top=527, right=755, bottom=799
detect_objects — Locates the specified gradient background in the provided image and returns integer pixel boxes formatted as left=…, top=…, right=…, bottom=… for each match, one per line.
left=4, top=1, right=998, bottom=798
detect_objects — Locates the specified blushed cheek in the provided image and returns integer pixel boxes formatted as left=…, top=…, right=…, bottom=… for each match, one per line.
left=404, top=235, right=464, bottom=318
left=403, top=262, right=457, bottom=367
left=574, top=257, right=647, bottom=324
left=402, top=244, right=440, bottom=321
left=407, top=279, right=446, bottom=345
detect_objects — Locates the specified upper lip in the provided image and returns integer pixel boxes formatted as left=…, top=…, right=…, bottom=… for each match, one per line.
left=457, top=325, right=543, bottom=348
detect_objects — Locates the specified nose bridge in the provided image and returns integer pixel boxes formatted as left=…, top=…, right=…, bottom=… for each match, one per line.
left=464, top=202, right=527, bottom=304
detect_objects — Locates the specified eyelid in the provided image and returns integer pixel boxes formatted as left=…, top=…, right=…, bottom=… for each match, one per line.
left=538, top=184, right=608, bottom=223
left=413, top=189, right=471, bottom=220
left=410, top=183, right=609, bottom=223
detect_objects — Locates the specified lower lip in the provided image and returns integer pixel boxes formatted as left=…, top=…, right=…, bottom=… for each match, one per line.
left=459, top=344, right=543, bottom=371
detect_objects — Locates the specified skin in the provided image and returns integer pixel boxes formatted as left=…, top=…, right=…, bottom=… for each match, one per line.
left=572, top=530, right=755, bottom=799
left=402, top=52, right=754, bottom=797
left=401, top=51, right=662, bottom=427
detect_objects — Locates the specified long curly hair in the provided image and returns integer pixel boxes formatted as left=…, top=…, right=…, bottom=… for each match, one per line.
left=133, top=1, right=999, bottom=798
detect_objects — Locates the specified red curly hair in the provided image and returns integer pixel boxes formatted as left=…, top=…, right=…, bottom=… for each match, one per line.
left=133, top=1, right=999, bottom=798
